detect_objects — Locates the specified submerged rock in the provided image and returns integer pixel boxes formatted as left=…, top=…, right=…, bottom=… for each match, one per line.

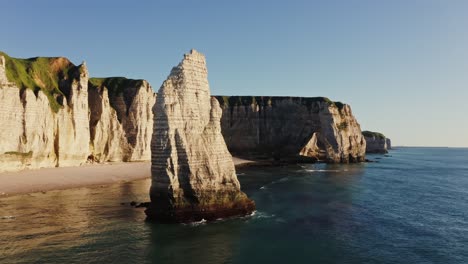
left=145, top=50, right=255, bottom=223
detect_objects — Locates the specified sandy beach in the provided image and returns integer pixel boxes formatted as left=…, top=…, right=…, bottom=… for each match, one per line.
left=0, top=157, right=254, bottom=197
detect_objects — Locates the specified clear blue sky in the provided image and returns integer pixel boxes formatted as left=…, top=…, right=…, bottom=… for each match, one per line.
left=2, top=0, right=468, bottom=147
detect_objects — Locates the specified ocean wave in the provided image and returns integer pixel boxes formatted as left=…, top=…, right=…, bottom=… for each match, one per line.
left=1, top=216, right=15, bottom=220
left=271, top=177, right=289, bottom=184
left=305, top=169, right=341, bottom=172
left=188, top=218, right=207, bottom=226
left=248, top=211, right=283, bottom=222
left=252, top=211, right=275, bottom=219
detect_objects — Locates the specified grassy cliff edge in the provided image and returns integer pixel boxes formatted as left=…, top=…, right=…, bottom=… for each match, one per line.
left=214, top=95, right=346, bottom=111
left=362, top=130, right=386, bottom=139
left=0, top=51, right=83, bottom=112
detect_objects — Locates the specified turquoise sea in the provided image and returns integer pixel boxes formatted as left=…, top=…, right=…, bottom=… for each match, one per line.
left=1, top=147, right=468, bottom=263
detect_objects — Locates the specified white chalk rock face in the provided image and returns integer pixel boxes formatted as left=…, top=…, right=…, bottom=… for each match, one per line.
left=88, top=79, right=156, bottom=162
left=56, top=63, right=90, bottom=167
left=0, top=53, right=156, bottom=173
left=88, top=87, right=129, bottom=162
left=215, top=97, right=367, bottom=163
left=0, top=56, right=90, bottom=172
left=146, top=50, right=255, bottom=223
left=363, top=131, right=390, bottom=153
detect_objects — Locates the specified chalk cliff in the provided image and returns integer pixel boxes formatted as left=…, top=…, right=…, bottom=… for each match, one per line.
left=386, top=138, right=392, bottom=150
left=146, top=50, right=255, bottom=223
left=362, top=131, right=390, bottom=153
left=0, top=52, right=155, bottom=172
left=1, top=50, right=371, bottom=174
left=215, top=96, right=367, bottom=163
left=88, top=78, right=156, bottom=162
left=0, top=53, right=90, bottom=172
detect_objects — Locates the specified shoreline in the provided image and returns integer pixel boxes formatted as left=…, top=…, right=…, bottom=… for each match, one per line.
left=0, top=157, right=256, bottom=197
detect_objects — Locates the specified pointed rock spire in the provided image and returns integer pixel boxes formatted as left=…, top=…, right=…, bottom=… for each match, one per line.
left=145, top=50, right=255, bottom=223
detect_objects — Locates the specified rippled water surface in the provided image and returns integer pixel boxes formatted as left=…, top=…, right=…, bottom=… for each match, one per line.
left=1, top=147, right=468, bottom=263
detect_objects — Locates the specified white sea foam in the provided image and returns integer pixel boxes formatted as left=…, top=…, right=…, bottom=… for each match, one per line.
left=249, top=210, right=257, bottom=217
left=306, top=169, right=340, bottom=172
left=252, top=211, right=275, bottom=219
left=189, top=218, right=207, bottom=226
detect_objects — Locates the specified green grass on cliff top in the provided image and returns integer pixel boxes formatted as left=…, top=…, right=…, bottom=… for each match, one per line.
left=89, top=77, right=144, bottom=95
left=362, top=130, right=386, bottom=139
left=0, top=51, right=81, bottom=112
left=214, top=96, right=345, bottom=110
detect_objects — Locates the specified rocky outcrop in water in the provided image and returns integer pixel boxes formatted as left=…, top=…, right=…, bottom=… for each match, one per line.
left=0, top=52, right=155, bottom=172
left=362, top=131, right=390, bottom=153
left=214, top=96, right=367, bottom=163
left=146, top=50, right=255, bottom=223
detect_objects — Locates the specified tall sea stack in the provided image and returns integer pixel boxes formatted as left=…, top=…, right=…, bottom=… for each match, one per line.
left=145, top=50, right=255, bottom=223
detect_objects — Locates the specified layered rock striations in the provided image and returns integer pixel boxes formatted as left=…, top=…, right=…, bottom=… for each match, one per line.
left=1, top=49, right=371, bottom=176
left=214, top=96, right=367, bottom=163
left=88, top=78, right=156, bottom=162
left=362, top=131, right=390, bottom=153
left=0, top=53, right=90, bottom=172
left=0, top=52, right=155, bottom=172
left=146, top=50, right=255, bottom=223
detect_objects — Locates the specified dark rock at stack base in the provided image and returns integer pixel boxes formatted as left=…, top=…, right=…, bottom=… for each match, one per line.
left=145, top=50, right=255, bottom=223
left=145, top=192, right=255, bottom=223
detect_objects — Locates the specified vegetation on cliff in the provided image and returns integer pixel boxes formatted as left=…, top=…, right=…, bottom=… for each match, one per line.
left=89, top=77, right=144, bottom=96
left=214, top=96, right=346, bottom=111
left=4, top=151, right=33, bottom=157
left=362, top=130, right=386, bottom=139
left=0, top=51, right=82, bottom=112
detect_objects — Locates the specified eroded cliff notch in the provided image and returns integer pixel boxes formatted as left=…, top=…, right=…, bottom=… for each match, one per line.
left=215, top=96, right=367, bottom=163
